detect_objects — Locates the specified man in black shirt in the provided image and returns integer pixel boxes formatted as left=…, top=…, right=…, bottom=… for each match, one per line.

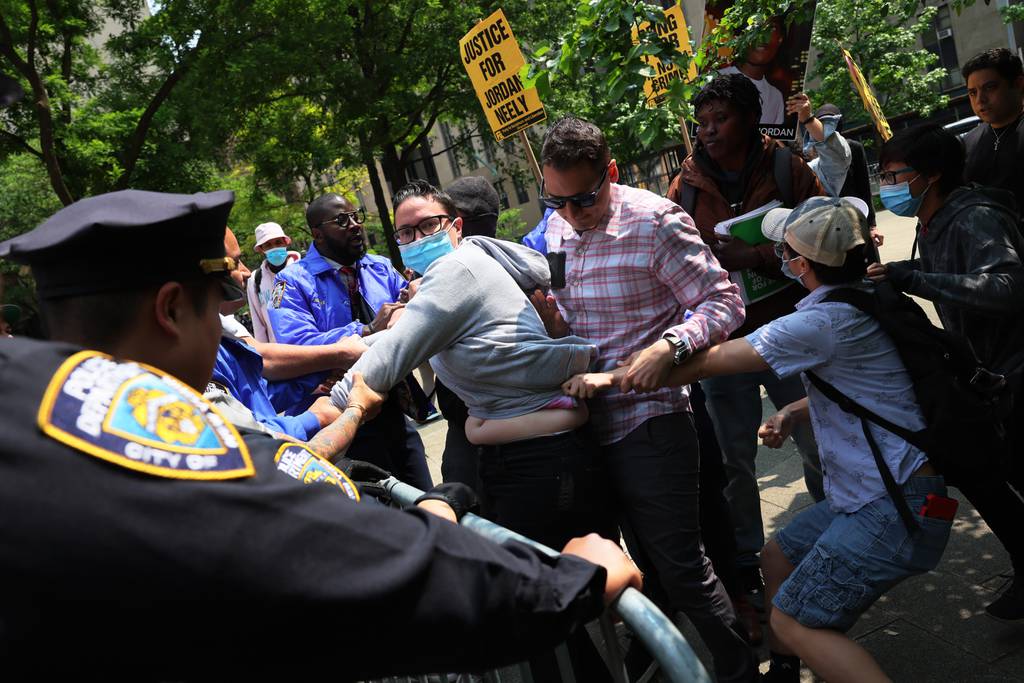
left=963, top=48, right=1024, bottom=210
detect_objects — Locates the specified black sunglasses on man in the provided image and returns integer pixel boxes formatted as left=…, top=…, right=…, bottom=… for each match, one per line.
left=540, top=166, right=609, bottom=210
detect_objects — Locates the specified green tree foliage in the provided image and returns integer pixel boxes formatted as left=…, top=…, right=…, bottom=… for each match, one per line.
left=523, top=0, right=814, bottom=164
left=810, top=0, right=947, bottom=124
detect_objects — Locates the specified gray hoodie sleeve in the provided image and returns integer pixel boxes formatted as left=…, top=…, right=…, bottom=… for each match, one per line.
left=331, top=257, right=484, bottom=408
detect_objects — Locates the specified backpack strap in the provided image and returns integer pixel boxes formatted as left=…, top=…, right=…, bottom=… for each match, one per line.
left=773, top=145, right=795, bottom=208
left=805, top=371, right=920, bottom=534
left=678, top=179, right=697, bottom=216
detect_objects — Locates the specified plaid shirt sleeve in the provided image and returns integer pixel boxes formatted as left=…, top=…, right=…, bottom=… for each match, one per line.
left=653, top=207, right=745, bottom=351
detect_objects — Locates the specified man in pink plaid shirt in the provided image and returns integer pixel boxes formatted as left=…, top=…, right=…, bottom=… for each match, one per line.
left=533, top=117, right=756, bottom=682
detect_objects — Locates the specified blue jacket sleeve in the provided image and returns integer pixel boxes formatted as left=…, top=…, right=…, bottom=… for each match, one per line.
left=258, top=411, right=321, bottom=441
left=269, top=272, right=364, bottom=345
left=521, top=213, right=550, bottom=255
left=266, top=373, right=324, bottom=414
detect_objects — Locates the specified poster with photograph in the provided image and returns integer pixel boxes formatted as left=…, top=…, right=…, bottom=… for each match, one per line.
left=703, top=1, right=817, bottom=140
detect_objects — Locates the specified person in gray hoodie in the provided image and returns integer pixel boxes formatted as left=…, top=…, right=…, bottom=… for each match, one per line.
left=332, top=180, right=615, bottom=550
left=868, top=123, right=1024, bottom=621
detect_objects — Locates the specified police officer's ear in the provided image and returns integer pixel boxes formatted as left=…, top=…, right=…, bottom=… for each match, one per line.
left=153, top=281, right=209, bottom=340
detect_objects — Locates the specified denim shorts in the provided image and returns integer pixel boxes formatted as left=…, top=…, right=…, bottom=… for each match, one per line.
left=773, top=475, right=952, bottom=631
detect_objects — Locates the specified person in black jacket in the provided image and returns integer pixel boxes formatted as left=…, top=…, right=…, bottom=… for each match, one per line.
left=0, top=188, right=641, bottom=679
left=868, top=123, right=1024, bottom=621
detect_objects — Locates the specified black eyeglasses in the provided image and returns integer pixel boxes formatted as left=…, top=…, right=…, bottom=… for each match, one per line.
left=393, top=214, right=454, bottom=246
left=878, top=167, right=916, bottom=186
left=318, top=207, right=367, bottom=229
left=540, top=166, right=609, bottom=210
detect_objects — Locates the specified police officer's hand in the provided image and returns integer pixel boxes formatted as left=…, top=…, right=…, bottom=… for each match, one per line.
left=866, top=262, right=888, bottom=283
left=363, top=302, right=405, bottom=336
left=562, top=534, right=643, bottom=605
left=348, top=372, right=384, bottom=421
left=529, top=288, right=571, bottom=338
left=334, top=335, right=369, bottom=368
left=308, top=396, right=342, bottom=428
left=621, top=339, right=674, bottom=394
left=712, top=234, right=761, bottom=272
left=415, top=482, right=479, bottom=523
left=334, top=456, right=391, bottom=483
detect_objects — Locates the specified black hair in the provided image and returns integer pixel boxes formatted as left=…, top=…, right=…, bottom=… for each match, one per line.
left=878, top=124, right=965, bottom=196
left=692, top=73, right=762, bottom=127
left=306, top=193, right=353, bottom=231
left=785, top=243, right=868, bottom=285
left=391, top=179, right=458, bottom=217
left=962, top=48, right=1024, bottom=84
left=39, top=278, right=211, bottom=348
left=540, top=117, right=610, bottom=173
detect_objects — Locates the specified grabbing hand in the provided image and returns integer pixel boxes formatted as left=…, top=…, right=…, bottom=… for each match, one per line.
left=562, top=534, right=643, bottom=605
left=348, top=372, right=384, bottom=421
left=712, top=234, right=761, bottom=272
left=866, top=262, right=888, bottom=283
left=529, top=288, right=571, bottom=338
left=758, top=410, right=794, bottom=449
left=870, top=228, right=884, bottom=247
left=621, top=339, right=674, bottom=394
left=364, top=302, right=404, bottom=336
left=399, top=277, right=422, bottom=303
left=785, top=92, right=812, bottom=121
left=334, top=335, right=369, bottom=367
left=563, top=372, right=618, bottom=399
left=308, top=396, right=342, bottom=428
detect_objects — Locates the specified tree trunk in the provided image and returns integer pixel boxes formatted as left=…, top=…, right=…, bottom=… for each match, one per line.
left=362, top=147, right=403, bottom=269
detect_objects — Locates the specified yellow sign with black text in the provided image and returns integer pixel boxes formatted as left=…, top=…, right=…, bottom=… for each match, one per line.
left=632, top=4, right=698, bottom=108
left=843, top=49, right=892, bottom=141
left=460, top=9, right=546, bottom=141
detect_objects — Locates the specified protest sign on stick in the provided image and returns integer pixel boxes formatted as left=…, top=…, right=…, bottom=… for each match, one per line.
left=460, top=9, right=545, bottom=184
left=842, top=48, right=893, bottom=141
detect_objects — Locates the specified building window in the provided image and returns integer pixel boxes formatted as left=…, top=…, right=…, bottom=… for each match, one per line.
left=482, top=136, right=496, bottom=164
left=494, top=181, right=510, bottom=210
left=513, top=175, right=530, bottom=205
left=923, top=4, right=964, bottom=92
left=441, top=124, right=461, bottom=176
left=407, top=140, right=440, bottom=187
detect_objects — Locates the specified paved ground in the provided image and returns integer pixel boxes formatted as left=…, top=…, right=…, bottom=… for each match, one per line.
left=411, top=211, right=1024, bottom=681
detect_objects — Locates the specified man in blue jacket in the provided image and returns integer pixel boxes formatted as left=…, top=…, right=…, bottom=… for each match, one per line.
left=269, top=193, right=430, bottom=488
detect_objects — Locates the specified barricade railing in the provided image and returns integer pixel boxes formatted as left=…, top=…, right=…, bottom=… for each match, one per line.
left=377, top=477, right=713, bottom=683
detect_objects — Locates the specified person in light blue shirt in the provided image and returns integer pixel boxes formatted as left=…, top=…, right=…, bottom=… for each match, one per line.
left=571, top=197, right=951, bottom=683
left=520, top=207, right=552, bottom=255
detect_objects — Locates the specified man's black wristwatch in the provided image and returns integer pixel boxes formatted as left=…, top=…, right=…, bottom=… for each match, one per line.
left=663, top=333, right=692, bottom=366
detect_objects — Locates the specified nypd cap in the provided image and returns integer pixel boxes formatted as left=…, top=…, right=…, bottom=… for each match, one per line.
left=0, top=189, right=243, bottom=301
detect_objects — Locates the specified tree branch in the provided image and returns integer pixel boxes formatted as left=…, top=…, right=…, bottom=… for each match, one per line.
left=0, top=129, right=43, bottom=158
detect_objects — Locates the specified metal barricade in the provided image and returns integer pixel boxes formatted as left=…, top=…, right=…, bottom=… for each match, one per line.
left=378, top=477, right=713, bottom=683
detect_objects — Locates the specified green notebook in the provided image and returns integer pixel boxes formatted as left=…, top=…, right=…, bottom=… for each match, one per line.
left=713, top=201, right=793, bottom=305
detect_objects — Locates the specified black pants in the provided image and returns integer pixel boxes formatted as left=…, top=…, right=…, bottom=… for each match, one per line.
left=440, top=424, right=483, bottom=495
left=603, top=413, right=756, bottom=683
left=692, top=383, right=741, bottom=598
left=955, top=468, right=1024, bottom=573
left=478, top=428, right=617, bottom=549
left=346, top=398, right=432, bottom=491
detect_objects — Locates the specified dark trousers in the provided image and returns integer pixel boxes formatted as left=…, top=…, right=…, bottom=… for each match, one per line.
left=440, top=424, right=483, bottom=495
left=955, top=469, right=1024, bottom=573
left=480, top=428, right=616, bottom=682
left=603, top=413, right=756, bottom=683
left=478, top=428, right=617, bottom=549
left=346, top=399, right=432, bottom=491
left=692, top=383, right=741, bottom=598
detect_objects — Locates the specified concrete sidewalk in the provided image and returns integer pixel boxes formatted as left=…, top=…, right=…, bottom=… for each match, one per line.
left=412, top=211, right=1024, bottom=680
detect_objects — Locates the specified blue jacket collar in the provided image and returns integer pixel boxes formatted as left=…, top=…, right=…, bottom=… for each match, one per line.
left=304, top=243, right=372, bottom=276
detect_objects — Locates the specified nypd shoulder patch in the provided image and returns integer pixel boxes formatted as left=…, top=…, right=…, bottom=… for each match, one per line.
left=38, top=351, right=255, bottom=480
left=274, top=443, right=360, bottom=501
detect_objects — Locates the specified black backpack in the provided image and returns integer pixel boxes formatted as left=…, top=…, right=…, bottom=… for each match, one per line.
left=805, top=283, right=1011, bottom=531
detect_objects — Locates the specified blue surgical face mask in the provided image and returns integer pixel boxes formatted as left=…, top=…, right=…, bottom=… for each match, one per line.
left=399, top=227, right=455, bottom=275
left=265, top=247, right=288, bottom=267
left=879, top=175, right=929, bottom=217
left=780, top=255, right=804, bottom=283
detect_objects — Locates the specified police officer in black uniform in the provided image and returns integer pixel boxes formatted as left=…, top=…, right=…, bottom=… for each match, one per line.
left=0, top=189, right=640, bottom=679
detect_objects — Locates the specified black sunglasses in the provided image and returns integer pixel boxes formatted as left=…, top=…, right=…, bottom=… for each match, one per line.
left=540, top=166, right=609, bottom=210
left=318, top=207, right=366, bottom=229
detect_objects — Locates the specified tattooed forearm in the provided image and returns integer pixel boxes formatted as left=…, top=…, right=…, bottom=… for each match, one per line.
left=308, top=406, right=366, bottom=462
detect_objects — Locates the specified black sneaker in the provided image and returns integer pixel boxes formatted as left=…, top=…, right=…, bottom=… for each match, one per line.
left=986, top=574, right=1024, bottom=621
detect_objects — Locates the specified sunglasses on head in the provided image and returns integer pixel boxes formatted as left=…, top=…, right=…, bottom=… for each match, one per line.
left=540, top=166, right=609, bottom=210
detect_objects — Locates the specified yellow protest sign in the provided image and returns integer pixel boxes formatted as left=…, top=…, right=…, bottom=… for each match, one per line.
left=460, top=9, right=545, bottom=141
left=631, top=4, right=698, bottom=108
left=843, top=49, right=892, bottom=141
